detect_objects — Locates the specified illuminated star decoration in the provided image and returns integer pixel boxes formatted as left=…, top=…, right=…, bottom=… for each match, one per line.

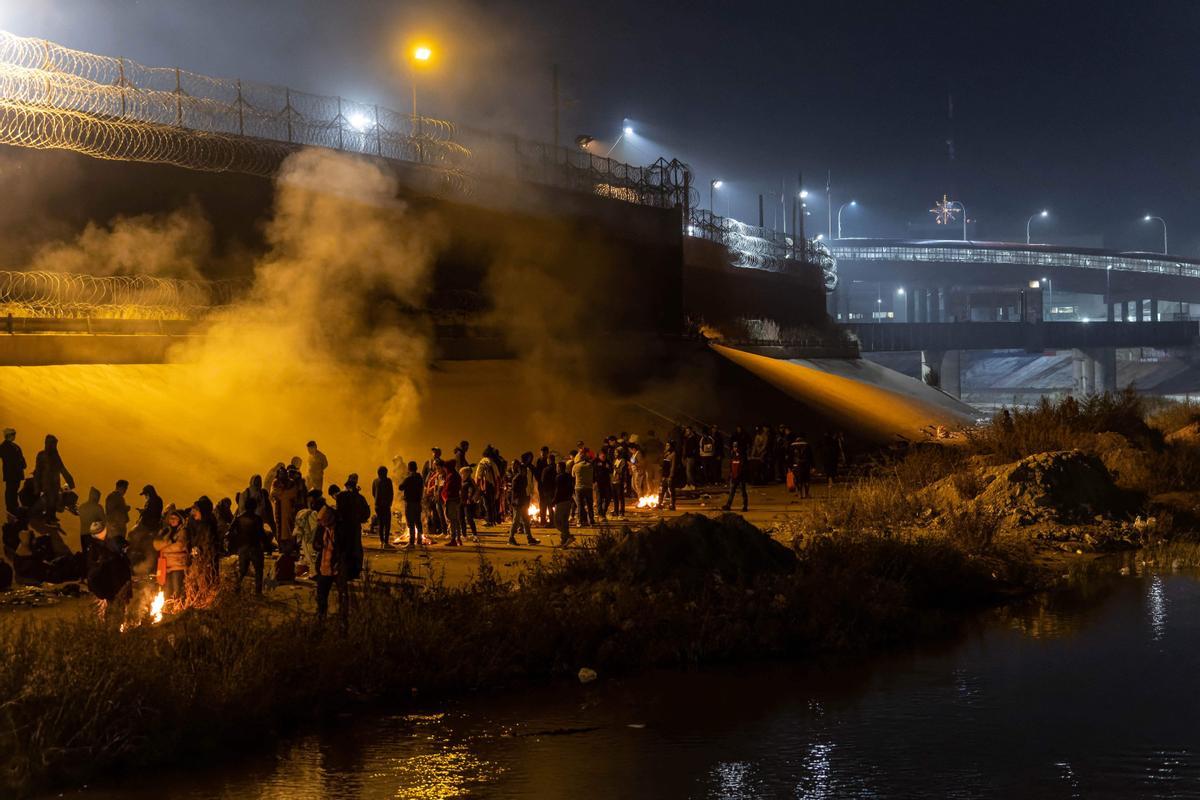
left=930, top=194, right=959, bottom=225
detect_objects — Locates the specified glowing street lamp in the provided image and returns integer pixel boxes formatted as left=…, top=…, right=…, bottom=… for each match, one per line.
left=836, top=200, right=857, bottom=239
left=1026, top=209, right=1049, bottom=244
left=408, top=43, right=434, bottom=117
left=604, top=121, right=634, bottom=157
left=710, top=179, right=723, bottom=215
left=1144, top=214, right=1168, bottom=254
left=799, top=189, right=809, bottom=200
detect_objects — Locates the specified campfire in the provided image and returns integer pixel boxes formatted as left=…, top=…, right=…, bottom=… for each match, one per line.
left=636, top=494, right=659, bottom=509
left=119, top=589, right=167, bottom=632
left=528, top=501, right=539, bottom=518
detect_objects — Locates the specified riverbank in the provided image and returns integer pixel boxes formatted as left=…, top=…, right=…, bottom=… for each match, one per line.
left=8, top=391, right=1200, bottom=798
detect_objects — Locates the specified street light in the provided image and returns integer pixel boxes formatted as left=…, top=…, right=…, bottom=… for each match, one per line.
left=950, top=200, right=969, bottom=241
left=1042, top=276, right=1052, bottom=320
left=604, top=121, right=634, bottom=157
left=799, top=189, right=809, bottom=199
left=710, top=179, right=723, bottom=216
left=836, top=200, right=857, bottom=239
left=1026, top=209, right=1049, bottom=244
left=408, top=43, right=434, bottom=118
left=1144, top=214, right=1168, bottom=254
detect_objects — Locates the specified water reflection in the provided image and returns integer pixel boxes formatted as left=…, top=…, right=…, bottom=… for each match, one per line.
left=1148, top=574, right=1167, bottom=640
left=57, top=571, right=1200, bottom=800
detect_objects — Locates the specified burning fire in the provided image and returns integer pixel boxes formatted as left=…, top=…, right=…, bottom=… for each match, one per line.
left=149, top=590, right=166, bottom=624
left=636, top=494, right=659, bottom=509
left=119, top=589, right=167, bottom=633
left=527, top=502, right=539, bottom=518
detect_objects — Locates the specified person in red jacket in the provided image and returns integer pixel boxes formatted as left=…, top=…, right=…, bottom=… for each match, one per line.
left=440, top=461, right=463, bottom=546
left=720, top=441, right=749, bottom=513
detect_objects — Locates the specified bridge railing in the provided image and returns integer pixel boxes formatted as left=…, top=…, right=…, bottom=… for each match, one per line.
left=0, top=29, right=689, bottom=209
left=688, top=209, right=838, bottom=287
left=831, top=242, right=1200, bottom=279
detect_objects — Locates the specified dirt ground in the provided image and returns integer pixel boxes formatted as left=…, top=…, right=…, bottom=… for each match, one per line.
left=0, top=482, right=841, bottom=628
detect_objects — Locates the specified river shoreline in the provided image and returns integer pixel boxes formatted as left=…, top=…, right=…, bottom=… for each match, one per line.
left=7, top=508, right=1095, bottom=799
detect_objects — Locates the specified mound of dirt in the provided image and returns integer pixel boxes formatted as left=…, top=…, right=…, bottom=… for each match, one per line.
left=1089, top=431, right=1154, bottom=491
left=1166, top=421, right=1200, bottom=444
left=973, top=450, right=1132, bottom=524
left=602, top=513, right=796, bottom=585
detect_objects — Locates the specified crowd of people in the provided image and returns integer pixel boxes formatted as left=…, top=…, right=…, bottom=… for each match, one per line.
left=0, top=423, right=844, bottom=624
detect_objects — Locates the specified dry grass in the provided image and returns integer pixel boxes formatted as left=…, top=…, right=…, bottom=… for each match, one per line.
left=0, top=514, right=1018, bottom=798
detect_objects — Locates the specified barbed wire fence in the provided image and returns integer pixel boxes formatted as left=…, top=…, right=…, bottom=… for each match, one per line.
left=0, top=271, right=246, bottom=319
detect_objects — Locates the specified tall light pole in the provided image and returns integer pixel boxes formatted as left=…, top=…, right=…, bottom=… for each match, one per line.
left=1144, top=214, right=1168, bottom=254
left=1026, top=209, right=1049, bottom=244
left=1042, top=276, right=1052, bottom=320
left=409, top=44, right=432, bottom=117
left=604, top=123, right=634, bottom=157
left=951, top=200, right=968, bottom=241
left=710, top=179, right=723, bottom=216
left=836, top=200, right=857, bottom=239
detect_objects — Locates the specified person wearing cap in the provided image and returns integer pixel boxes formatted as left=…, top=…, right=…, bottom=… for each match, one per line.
left=33, top=434, right=73, bottom=524
left=305, top=441, right=328, bottom=499
left=0, top=427, right=25, bottom=518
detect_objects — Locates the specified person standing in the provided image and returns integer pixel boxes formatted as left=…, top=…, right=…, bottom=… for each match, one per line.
left=305, top=441, right=328, bottom=498
left=188, top=497, right=221, bottom=603
left=611, top=448, right=630, bottom=518
left=441, top=461, right=463, bottom=547
left=474, top=449, right=500, bottom=527
left=571, top=452, right=595, bottom=527
left=660, top=441, right=679, bottom=511
left=593, top=449, right=612, bottom=522
left=232, top=497, right=267, bottom=596
left=371, top=466, right=395, bottom=550
left=153, top=508, right=189, bottom=605
left=790, top=436, right=813, bottom=499
left=34, top=434, right=73, bottom=524
left=459, top=467, right=480, bottom=541
left=270, top=466, right=304, bottom=543
left=0, top=428, right=25, bottom=518
left=553, top=461, right=575, bottom=547
left=399, top=461, right=425, bottom=548
left=77, top=487, right=105, bottom=552
left=104, top=480, right=131, bottom=543
left=507, top=452, right=540, bottom=546
left=681, top=426, right=700, bottom=491
left=537, top=453, right=557, bottom=528
left=312, top=502, right=349, bottom=627
left=721, top=441, right=749, bottom=513
left=699, top=427, right=717, bottom=486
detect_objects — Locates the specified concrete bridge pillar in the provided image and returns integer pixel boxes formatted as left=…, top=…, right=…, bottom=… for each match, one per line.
left=1107, top=301, right=1115, bottom=322
left=1136, top=299, right=1144, bottom=322
left=1084, top=347, right=1118, bottom=394
left=920, top=349, right=961, bottom=396
left=1150, top=298, right=1159, bottom=322
left=940, top=350, right=961, bottom=397
left=1082, top=353, right=1096, bottom=395
left=1072, top=350, right=1086, bottom=395
left=921, top=349, right=942, bottom=388
left=905, top=289, right=915, bottom=322
left=916, top=290, right=928, bottom=323
left=1120, top=300, right=1129, bottom=322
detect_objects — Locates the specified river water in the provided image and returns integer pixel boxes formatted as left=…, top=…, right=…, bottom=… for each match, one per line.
left=69, top=569, right=1200, bottom=799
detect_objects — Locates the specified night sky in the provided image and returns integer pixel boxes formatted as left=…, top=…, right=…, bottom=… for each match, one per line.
left=5, top=0, right=1198, bottom=250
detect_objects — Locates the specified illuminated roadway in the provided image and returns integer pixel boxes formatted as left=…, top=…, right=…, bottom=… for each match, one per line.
left=829, top=238, right=1200, bottom=304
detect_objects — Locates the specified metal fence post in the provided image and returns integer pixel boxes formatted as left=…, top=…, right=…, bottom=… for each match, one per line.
left=236, top=79, right=244, bottom=136
left=174, top=67, right=182, bottom=126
